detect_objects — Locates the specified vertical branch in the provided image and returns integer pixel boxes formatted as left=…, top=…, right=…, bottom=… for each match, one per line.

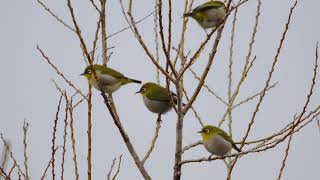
left=68, top=99, right=80, bottom=180
left=87, top=85, right=93, bottom=180
left=41, top=147, right=59, bottom=180
left=100, top=0, right=108, bottom=65
left=22, top=120, right=30, bottom=180
left=276, top=123, right=295, bottom=180
left=61, top=93, right=69, bottom=180
left=227, top=6, right=238, bottom=138
left=157, top=0, right=177, bottom=77
left=167, top=0, right=172, bottom=55
left=51, top=94, right=63, bottom=180
left=173, top=82, right=184, bottom=180
left=154, top=0, right=160, bottom=84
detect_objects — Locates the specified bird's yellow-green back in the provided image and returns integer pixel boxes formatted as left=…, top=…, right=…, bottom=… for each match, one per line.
left=138, top=83, right=172, bottom=102
left=200, top=125, right=233, bottom=143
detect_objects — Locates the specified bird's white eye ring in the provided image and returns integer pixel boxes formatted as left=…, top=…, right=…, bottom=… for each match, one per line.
left=142, top=88, right=146, bottom=92
left=87, top=70, right=92, bottom=74
left=205, top=129, right=210, bottom=133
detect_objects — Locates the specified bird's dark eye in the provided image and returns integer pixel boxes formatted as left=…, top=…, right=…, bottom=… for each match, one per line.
left=205, top=129, right=210, bottom=134
left=142, top=88, right=146, bottom=92
left=87, top=69, right=92, bottom=74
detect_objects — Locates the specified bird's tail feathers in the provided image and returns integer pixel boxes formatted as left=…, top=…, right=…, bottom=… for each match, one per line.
left=183, top=12, right=193, bottom=17
left=233, top=144, right=241, bottom=152
left=128, top=78, right=142, bottom=84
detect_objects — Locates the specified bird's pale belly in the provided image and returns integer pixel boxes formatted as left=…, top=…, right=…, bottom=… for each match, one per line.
left=89, top=75, right=122, bottom=94
left=201, top=7, right=226, bottom=28
left=143, top=96, right=172, bottom=114
left=204, top=135, right=232, bottom=156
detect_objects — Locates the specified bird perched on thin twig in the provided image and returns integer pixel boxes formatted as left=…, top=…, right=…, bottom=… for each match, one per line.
left=136, top=82, right=180, bottom=121
left=184, top=1, right=227, bottom=30
left=198, top=125, right=241, bottom=158
left=81, top=64, right=141, bottom=94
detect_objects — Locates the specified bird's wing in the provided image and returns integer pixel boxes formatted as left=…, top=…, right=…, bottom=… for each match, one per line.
left=193, top=1, right=225, bottom=12
left=217, top=131, right=241, bottom=152
left=97, top=65, right=126, bottom=79
left=146, top=86, right=171, bottom=102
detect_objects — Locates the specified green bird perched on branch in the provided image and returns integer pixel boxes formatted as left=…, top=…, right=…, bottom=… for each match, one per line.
left=136, top=82, right=180, bottom=121
left=198, top=125, right=241, bottom=157
left=184, top=1, right=227, bottom=29
left=81, top=64, right=141, bottom=94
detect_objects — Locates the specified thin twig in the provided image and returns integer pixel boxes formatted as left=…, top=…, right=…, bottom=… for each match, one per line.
left=182, top=141, right=202, bottom=153
left=68, top=99, right=80, bottom=180
left=37, top=46, right=87, bottom=99
left=107, top=158, right=116, bottom=180
left=37, top=0, right=76, bottom=32
left=0, top=134, right=26, bottom=179
left=89, top=0, right=101, bottom=13
left=106, top=11, right=155, bottom=40
left=51, top=94, right=63, bottom=180
left=41, top=147, right=59, bottom=180
left=142, top=120, right=162, bottom=165
left=232, top=82, right=278, bottom=109
left=66, top=0, right=92, bottom=62
left=0, top=140, right=9, bottom=176
left=317, top=118, right=320, bottom=135
left=61, top=92, right=69, bottom=180
left=22, top=120, right=30, bottom=180
left=182, top=87, right=204, bottom=127
left=276, top=122, right=295, bottom=180
left=112, top=155, right=123, bottom=180
left=188, top=68, right=227, bottom=105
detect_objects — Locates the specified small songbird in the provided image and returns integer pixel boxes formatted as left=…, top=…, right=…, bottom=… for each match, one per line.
left=136, top=82, right=177, bottom=119
left=198, top=125, right=241, bottom=157
left=184, top=1, right=227, bottom=29
left=81, top=64, right=141, bottom=94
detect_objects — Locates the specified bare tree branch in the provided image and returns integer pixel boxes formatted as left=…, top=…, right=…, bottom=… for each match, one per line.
left=22, top=120, right=30, bottom=180
left=37, top=0, right=76, bottom=32
left=142, top=120, right=162, bottom=165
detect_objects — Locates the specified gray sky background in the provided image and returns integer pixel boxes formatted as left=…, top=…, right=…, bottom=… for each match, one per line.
left=1, top=0, right=320, bottom=179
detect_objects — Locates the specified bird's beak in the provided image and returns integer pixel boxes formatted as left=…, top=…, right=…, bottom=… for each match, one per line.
left=197, top=131, right=202, bottom=134
left=135, top=90, right=141, bottom=94
left=80, top=72, right=85, bottom=76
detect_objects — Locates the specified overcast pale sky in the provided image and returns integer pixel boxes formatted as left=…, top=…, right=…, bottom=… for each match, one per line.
left=0, top=0, right=320, bottom=179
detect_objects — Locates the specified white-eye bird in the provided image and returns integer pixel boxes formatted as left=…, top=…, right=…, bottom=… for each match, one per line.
left=81, top=64, right=141, bottom=94
left=184, top=1, right=227, bottom=29
left=198, top=125, right=241, bottom=157
left=136, top=82, right=178, bottom=119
